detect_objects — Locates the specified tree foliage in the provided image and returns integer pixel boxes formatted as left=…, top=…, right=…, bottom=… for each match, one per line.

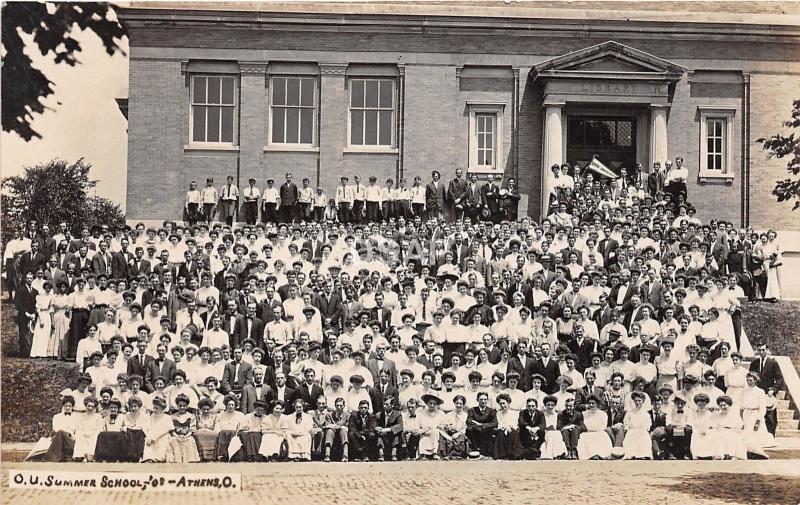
left=1, top=159, right=125, bottom=242
left=2, top=2, right=126, bottom=141
left=757, top=99, right=800, bottom=210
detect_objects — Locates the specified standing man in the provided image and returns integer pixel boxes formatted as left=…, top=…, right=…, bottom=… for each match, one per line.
left=425, top=170, right=446, bottom=221
left=220, top=175, right=239, bottom=226
left=184, top=181, right=201, bottom=226
left=279, top=172, right=298, bottom=224
left=410, top=176, right=426, bottom=218
left=464, top=173, right=483, bottom=222
left=200, top=178, right=218, bottom=225
left=646, top=162, right=665, bottom=198
left=262, top=178, right=279, bottom=224
left=665, top=156, right=689, bottom=203
left=395, top=178, right=412, bottom=220
left=365, top=177, right=383, bottom=223
left=351, top=175, right=366, bottom=223
left=749, top=341, right=783, bottom=436
left=14, top=271, right=37, bottom=357
left=335, top=176, right=353, bottom=224
left=447, top=168, right=468, bottom=221
left=482, top=175, right=503, bottom=224
left=298, top=177, right=314, bottom=222
left=243, top=178, right=260, bottom=225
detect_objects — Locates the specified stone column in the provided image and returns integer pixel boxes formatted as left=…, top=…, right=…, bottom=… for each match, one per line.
left=649, top=105, right=669, bottom=168
left=541, top=101, right=565, bottom=217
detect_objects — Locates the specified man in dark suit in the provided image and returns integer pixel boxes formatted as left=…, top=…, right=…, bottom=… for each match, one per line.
left=239, top=302, right=264, bottom=347
left=259, top=290, right=283, bottom=324
left=296, top=368, right=325, bottom=412
left=369, top=368, right=400, bottom=411
left=466, top=391, right=498, bottom=456
left=273, top=371, right=297, bottom=411
left=567, top=326, right=599, bottom=373
left=146, top=343, right=177, bottom=386
left=518, top=397, right=546, bottom=458
left=43, top=256, right=67, bottom=287
left=348, top=399, right=378, bottom=461
left=177, top=250, right=200, bottom=283
left=529, top=342, right=560, bottom=394
left=128, top=339, right=156, bottom=392
left=279, top=172, right=299, bottom=224
left=91, top=241, right=113, bottom=276
left=129, top=247, right=152, bottom=278
left=424, top=170, right=447, bottom=220
left=111, top=238, right=133, bottom=280
left=370, top=292, right=393, bottom=336
left=17, top=241, right=47, bottom=278
left=608, top=270, right=639, bottom=310
left=750, top=341, right=784, bottom=435
left=240, top=367, right=276, bottom=413
left=366, top=345, right=398, bottom=387
left=375, top=396, right=404, bottom=461
left=13, top=271, right=37, bottom=357
left=509, top=341, right=533, bottom=389
left=314, top=282, right=343, bottom=332
left=221, top=300, right=246, bottom=349
left=220, top=347, right=254, bottom=394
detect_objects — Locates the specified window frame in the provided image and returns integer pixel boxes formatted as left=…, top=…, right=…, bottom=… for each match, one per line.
left=268, top=75, right=318, bottom=149
left=698, top=106, right=736, bottom=181
left=467, top=102, right=505, bottom=174
left=347, top=77, right=396, bottom=151
left=188, top=74, right=239, bottom=148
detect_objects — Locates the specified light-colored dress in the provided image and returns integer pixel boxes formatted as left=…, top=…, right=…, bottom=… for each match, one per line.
left=417, top=408, right=445, bottom=456
left=285, top=412, right=313, bottom=460
left=724, top=366, right=748, bottom=406
left=740, top=386, right=775, bottom=450
left=713, top=409, right=748, bottom=460
left=30, top=293, right=54, bottom=358
left=73, top=412, right=104, bottom=459
left=540, top=411, right=567, bottom=459
left=142, top=413, right=173, bottom=462
left=690, top=409, right=720, bottom=458
left=655, top=354, right=680, bottom=392
left=259, top=414, right=289, bottom=457
left=50, top=294, right=72, bottom=359
left=622, top=407, right=652, bottom=459
left=764, top=241, right=782, bottom=300
left=577, top=409, right=612, bottom=460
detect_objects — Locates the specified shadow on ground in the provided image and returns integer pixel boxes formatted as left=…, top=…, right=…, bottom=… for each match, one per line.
left=659, top=472, right=800, bottom=505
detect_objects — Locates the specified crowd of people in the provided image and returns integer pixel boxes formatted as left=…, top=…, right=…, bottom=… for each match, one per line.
left=2, top=157, right=787, bottom=464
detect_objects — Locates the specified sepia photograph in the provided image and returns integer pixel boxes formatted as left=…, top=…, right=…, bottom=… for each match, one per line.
left=1, top=1, right=800, bottom=504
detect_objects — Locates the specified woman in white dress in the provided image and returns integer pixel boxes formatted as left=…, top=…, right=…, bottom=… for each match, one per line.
left=72, top=395, right=103, bottom=461
left=655, top=339, right=680, bottom=392
left=577, top=395, right=612, bottom=460
left=740, top=372, right=773, bottom=457
left=622, top=391, right=652, bottom=459
left=259, top=400, right=289, bottom=460
left=417, top=394, right=446, bottom=459
left=30, top=281, right=55, bottom=358
left=142, top=396, right=172, bottom=462
left=764, top=230, right=782, bottom=301
left=711, top=278, right=739, bottom=352
left=711, top=342, right=734, bottom=390
left=540, top=395, right=567, bottom=459
left=712, top=395, right=747, bottom=460
left=690, top=393, right=721, bottom=459
left=285, top=399, right=313, bottom=460
left=724, top=352, right=748, bottom=406
left=51, top=281, right=73, bottom=359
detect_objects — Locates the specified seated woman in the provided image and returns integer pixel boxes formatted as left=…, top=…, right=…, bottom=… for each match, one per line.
left=123, top=397, right=147, bottom=462
left=194, top=398, right=219, bottom=461
left=622, top=391, right=653, bottom=460
left=166, top=370, right=199, bottom=413
left=418, top=393, right=445, bottom=459
left=712, top=395, right=747, bottom=460
left=142, top=397, right=172, bottom=462
left=45, top=395, right=78, bottom=462
left=240, top=400, right=268, bottom=462
left=540, top=395, right=567, bottom=460
left=286, top=398, right=314, bottom=461
left=577, top=395, right=612, bottom=460
left=690, top=393, right=721, bottom=459
left=494, top=393, right=522, bottom=460
left=439, top=394, right=469, bottom=459
left=215, top=394, right=245, bottom=461
left=73, top=396, right=103, bottom=462
left=165, top=393, right=200, bottom=463
left=259, top=400, right=289, bottom=461
left=95, top=398, right=129, bottom=462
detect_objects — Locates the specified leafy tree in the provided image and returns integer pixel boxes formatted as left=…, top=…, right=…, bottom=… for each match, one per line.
left=757, top=99, right=800, bottom=210
left=2, top=2, right=126, bottom=141
left=1, top=159, right=125, bottom=246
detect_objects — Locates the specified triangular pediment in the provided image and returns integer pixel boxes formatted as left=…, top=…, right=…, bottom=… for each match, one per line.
left=532, top=41, right=686, bottom=80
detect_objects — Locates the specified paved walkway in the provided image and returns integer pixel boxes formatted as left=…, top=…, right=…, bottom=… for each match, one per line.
left=3, top=460, right=800, bottom=505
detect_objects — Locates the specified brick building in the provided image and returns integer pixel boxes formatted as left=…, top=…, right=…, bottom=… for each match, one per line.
left=118, top=1, right=800, bottom=229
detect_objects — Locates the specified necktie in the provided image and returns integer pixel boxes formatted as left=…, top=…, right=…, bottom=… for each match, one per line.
left=422, top=302, right=427, bottom=320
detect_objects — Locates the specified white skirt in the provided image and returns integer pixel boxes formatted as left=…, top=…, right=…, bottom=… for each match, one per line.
left=30, top=313, right=53, bottom=358
left=622, top=428, right=652, bottom=459
left=718, top=428, right=748, bottom=460
left=142, top=436, right=169, bottom=462
left=540, top=430, right=567, bottom=459
left=418, top=429, right=440, bottom=456
left=286, top=433, right=312, bottom=459
left=258, top=433, right=285, bottom=457
left=73, top=431, right=99, bottom=459
left=691, top=429, right=722, bottom=459
left=577, top=430, right=612, bottom=460
left=742, top=409, right=775, bottom=449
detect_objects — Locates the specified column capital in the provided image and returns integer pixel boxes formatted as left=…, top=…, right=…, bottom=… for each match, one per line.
left=649, top=103, right=671, bottom=109
left=319, top=63, right=348, bottom=76
left=239, top=62, right=267, bottom=75
left=543, top=101, right=566, bottom=109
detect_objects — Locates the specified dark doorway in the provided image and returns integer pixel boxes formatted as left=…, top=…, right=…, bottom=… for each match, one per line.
left=566, top=116, right=637, bottom=175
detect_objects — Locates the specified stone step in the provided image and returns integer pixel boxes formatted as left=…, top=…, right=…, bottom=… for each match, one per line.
left=777, top=390, right=787, bottom=401
left=776, top=429, right=800, bottom=439
left=778, top=419, right=800, bottom=430
left=778, top=399, right=791, bottom=410
left=778, top=409, right=796, bottom=420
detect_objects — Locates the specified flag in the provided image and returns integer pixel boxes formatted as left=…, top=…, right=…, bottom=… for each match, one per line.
left=583, top=156, right=619, bottom=179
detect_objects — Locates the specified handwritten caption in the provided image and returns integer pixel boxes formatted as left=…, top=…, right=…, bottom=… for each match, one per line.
left=9, top=470, right=241, bottom=491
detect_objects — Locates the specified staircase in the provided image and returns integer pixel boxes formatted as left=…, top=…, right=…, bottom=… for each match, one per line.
left=776, top=390, right=800, bottom=438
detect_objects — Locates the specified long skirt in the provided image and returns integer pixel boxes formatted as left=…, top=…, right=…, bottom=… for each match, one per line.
left=691, top=430, right=721, bottom=459
left=540, top=430, right=567, bottom=459
left=165, top=434, right=200, bottom=463
left=742, top=409, right=775, bottom=450
left=577, top=430, right=613, bottom=460
left=73, top=431, right=99, bottom=459
left=622, top=428, right=652, bottom=459
left=127, top=429, right=146, bottom=462
left=88, top=307, right=106, bottom=328
left=45, top=431, right=75, bottom=462
left=718, top=428, right=748, bottom=460
left=193, top=429, right=219, bottom=461
left=438, top=432, right=469, bottom=459
left=258, top=433, right=285, bottom=458
left=68, top=310, right=89, bottom=359
left=215, top=430, right=240, bottom=461
left=95, top=432, right=130, bottom=462
left=30, top=312, right=52, bottom=358
left=142, top=435, right=169, bottom=462
left=765, top=266, right=781, bottom=300
left=286, top=433, right=312, bottom=460
left=239, top=432, right=262, bottom=461
left=418, top=429, right=440, bottom=456
left=51, top=310, right=70, bottom=359
left=494, top=429, right=523, bottom=460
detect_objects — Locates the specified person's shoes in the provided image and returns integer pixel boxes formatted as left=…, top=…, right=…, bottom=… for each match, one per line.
left=342, top=456, right=349, bottom=462
left=323, top=456, right=331, bottom=462
left=391, top=456, right=398, bottom=461
left=377, top=456, right=384, bottom=462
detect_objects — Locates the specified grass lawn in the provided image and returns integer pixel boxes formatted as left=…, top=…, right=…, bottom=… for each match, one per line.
left=1, top=298, right=799, bottom=443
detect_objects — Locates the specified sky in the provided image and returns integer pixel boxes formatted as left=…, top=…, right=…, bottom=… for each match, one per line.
left=1, top=28, right=130, bottom=209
